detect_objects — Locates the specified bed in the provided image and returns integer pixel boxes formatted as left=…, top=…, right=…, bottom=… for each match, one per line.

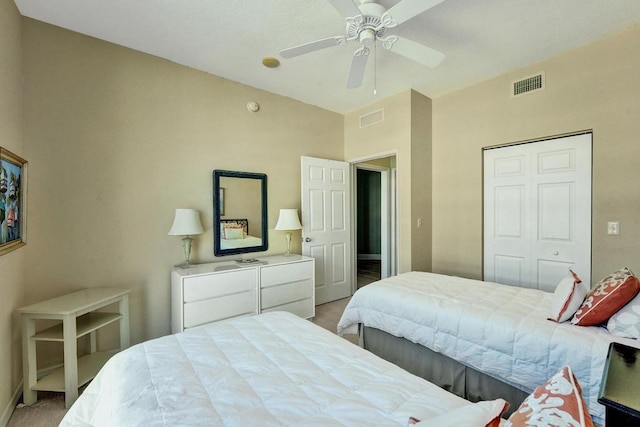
left=59, top=311, right=503, bottom=427
left=337, top=271, right=640, bottom=426
left=219, top=218, right=262, bottom=250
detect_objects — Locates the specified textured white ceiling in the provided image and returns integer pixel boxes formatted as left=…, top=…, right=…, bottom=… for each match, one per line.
left=14, top=0, right=640, bottom=114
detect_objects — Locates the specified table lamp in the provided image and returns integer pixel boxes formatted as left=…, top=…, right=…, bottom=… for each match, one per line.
left=274, top=209, right=302, bottom=255
left=168, top=208, right=204, bottom=266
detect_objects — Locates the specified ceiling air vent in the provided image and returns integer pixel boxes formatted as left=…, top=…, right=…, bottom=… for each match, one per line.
left=360, top=108, right=384, bottom=128
left=512, top=72, right=545, bottom=97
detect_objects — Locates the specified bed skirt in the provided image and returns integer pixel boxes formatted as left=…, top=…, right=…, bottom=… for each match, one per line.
left=361, top=326, right=529, bottom=418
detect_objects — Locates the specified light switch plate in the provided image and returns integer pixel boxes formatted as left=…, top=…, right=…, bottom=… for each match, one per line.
left=607, top=221, right=620, bottom=235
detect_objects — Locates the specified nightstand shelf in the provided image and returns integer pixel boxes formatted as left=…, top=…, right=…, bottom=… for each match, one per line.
left=32, top=350, right=118, bottom=392
left=33, top=312, right=123, bottom=342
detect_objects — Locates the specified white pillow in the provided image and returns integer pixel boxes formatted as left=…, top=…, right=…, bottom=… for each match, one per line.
left=224, top=227, right=244, bottom=240
left=607, top=292, right=640, bottom=339
left=413, top=399, right=508, bottom=427
left=548, top=270, right=587, bottom=323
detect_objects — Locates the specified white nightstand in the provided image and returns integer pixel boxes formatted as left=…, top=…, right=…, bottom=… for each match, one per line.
left=17, top=287, right=131, bottom=408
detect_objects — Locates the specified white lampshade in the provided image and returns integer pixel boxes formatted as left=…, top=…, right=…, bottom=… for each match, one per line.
left=168, top=209, right=204, bottom=236
left=275, top=209, right=302, bottom=231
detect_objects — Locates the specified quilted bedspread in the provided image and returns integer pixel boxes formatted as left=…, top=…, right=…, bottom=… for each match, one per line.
left=337, top=271, right=640, bottom=426
left=60, top=311, right=476, bottom=427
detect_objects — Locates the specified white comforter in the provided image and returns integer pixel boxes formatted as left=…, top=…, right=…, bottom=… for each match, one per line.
left=337, top=271, right=640, bottom=426
left=60, top=311, right=475, bottom=427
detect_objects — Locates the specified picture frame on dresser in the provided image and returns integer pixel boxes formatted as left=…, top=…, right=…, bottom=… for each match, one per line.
left=0, top=147, right=27, bottom=256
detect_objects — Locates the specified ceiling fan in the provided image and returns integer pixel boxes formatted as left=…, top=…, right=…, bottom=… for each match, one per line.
left=279, top=0, right=446, bottom=89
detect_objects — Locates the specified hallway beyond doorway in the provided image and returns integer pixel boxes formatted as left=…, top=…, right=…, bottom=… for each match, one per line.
left=357, top=259, right=381, bottom=289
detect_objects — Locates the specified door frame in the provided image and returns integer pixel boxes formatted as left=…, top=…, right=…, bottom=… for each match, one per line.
left=355, top=164, right=390, bottom=278
left=348, top=150, right=398, bottom=295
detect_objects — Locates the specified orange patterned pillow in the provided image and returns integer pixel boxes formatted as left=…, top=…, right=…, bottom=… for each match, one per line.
left=504, top=366, right=593, bottom=427
left=571, top=267, right=640, bottom=326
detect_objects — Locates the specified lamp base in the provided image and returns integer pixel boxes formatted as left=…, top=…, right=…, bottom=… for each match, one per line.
left=182, top=235, right=194, bottom=266
left=284, top=231, right=293, bottom=256
left=176, top=261, right=197, bottom=268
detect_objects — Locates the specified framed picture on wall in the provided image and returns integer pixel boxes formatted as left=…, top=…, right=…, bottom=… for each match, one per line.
left=0, top=147, right=27, bottom=256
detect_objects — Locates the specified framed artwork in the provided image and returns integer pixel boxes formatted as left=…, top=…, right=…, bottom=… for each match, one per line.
left=0, top=147, right=27, bottom=256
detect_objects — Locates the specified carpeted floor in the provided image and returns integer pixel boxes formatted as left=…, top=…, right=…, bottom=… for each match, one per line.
left=8, top=390, right=73, bottom=427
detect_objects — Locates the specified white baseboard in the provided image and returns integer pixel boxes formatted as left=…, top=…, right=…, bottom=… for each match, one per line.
left=0, top=363, right=65, bottom=427
left=0, top=381, right=23, bottom=427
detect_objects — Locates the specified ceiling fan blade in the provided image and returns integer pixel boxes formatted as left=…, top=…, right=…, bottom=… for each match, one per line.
left=346, top=47, right=370, bottom=89
left=279, top=36, right=346, bottom=59
left=384, top=0, right=445, bottom=26
left=327, top=0, right=362, bottom=19
left=384, top=36, right=445, bottom=68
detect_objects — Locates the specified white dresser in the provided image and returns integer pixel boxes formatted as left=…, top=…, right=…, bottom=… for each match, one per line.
left=171, top=254, right=315, bottom=333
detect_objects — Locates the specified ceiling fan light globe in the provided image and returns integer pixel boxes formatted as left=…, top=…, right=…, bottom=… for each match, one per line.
left=359, top=29, right=376, bottom=45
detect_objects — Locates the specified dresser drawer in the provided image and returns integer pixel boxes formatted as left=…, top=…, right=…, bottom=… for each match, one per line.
left=261, top=298, right=313, bottom=319
left=260, top=261, right=313, bottom=288
left=261, top=280, right=313, bottom=310
left=183, top=289, right=257, bottom=329
left=182, top=269, right=256, bottom=302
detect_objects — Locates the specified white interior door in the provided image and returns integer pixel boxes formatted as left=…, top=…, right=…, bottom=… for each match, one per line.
left=484, top=133, right=592, bottom=291
left=301, top=156, right=352, bottom=304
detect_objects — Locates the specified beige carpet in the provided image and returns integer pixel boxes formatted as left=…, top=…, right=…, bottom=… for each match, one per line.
left=8, top=391, right=69, bottom=427
left=7, top=297, right=359, bottom=426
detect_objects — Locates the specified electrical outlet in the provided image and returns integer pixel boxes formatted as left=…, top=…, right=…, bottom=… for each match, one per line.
left=607, top=221, right=620, bottom=236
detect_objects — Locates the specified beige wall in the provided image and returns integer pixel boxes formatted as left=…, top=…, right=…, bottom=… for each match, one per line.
left=345, top=90, right=432, bottom=273
left=432, top=25, right=640, bottom=284
left=410, top=93, right=432, bottom=272
left=0, top=0, right=25, bottom=422
left=20, top=18, right=343, bottom=359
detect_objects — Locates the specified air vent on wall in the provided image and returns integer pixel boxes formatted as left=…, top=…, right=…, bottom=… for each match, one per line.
left=512, top=72, right=545, bottom=97
left=360, top=108, right=384, bottom=128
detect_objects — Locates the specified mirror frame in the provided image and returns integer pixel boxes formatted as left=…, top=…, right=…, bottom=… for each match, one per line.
left=213, top=170, right=268, bottom=256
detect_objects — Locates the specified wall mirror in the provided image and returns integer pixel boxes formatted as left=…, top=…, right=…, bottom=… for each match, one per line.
left=213, top=170, right=268, bottom=256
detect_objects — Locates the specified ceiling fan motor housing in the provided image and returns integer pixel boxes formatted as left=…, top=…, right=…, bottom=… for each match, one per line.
left=358, top=1, right=385, bottom=19
left=348, top=2, right=387, bottom=43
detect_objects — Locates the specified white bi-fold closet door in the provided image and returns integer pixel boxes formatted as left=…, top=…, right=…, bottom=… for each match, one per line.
left=483, top=133, right=592, bottom=291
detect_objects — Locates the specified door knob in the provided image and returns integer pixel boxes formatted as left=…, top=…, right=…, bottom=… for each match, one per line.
left=304, top=237, right=311, bottom=242
left=553, top=251, right=559, bottom=256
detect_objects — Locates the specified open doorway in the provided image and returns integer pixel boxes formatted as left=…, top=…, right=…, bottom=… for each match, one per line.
left=354, top=155, right=397, bottom=289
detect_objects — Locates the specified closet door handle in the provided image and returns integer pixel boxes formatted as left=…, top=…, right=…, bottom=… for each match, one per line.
left=304, top=237, right=311, bottom=242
